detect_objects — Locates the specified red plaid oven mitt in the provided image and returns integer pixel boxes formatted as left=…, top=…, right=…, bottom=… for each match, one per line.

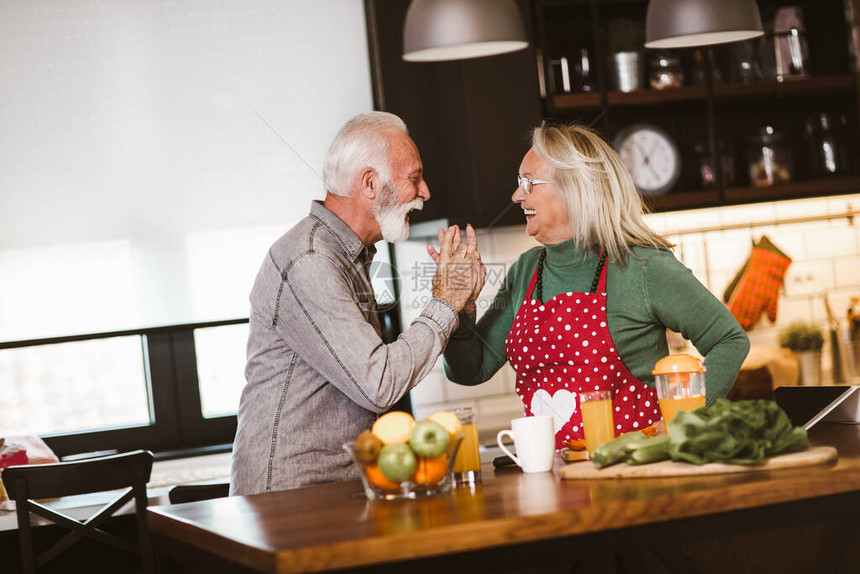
left=726, top=241, right=792, bottom=329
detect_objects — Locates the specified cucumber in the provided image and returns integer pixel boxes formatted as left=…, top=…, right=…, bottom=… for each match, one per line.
left=590, top=431, right=649, bottom=469
left=625, top=435, right=670, bottom=465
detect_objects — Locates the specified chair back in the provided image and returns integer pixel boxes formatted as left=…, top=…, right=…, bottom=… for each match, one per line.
left=3, top=449, right=154, bottom=574
left=168, top=482, right=229, bottom=504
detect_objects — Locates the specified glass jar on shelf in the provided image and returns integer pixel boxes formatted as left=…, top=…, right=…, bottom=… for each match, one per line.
left=747, top=126, right=792, bottom=187
left=649, top=52, right=684, bottom=90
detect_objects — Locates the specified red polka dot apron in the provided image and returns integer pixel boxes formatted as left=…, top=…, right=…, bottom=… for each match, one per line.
left=504, top=250, right=661, bottom=450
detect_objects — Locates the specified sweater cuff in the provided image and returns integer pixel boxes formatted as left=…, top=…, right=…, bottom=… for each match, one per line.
left=452, top=311, right=477, bottom=338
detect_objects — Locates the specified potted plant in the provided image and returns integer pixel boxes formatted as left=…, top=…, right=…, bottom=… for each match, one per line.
left=778, top=321, right=825, bottom=386
left=606, top=17, right=645, bottom=92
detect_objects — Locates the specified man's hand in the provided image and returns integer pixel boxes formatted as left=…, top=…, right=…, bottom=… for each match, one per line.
left=427, top=225, right=486, bottom=314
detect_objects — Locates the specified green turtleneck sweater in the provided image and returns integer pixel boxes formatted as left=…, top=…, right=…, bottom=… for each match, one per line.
left=443, top=240, right=750, bottom=404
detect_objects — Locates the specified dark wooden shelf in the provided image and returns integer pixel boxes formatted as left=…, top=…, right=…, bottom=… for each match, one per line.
left=640, top=174, right=860, bottom=211
left=551, top=85, right=707, bottom=111
left=723, top=174, right=860, bottom=204
left=607, top=85, right=707, bottom=106
left=713, top=75, right=856, bottom=101
left=550, top=91, right=602, bottom=110
left=549, top=75, right=855, bottom=113
left=644, top=189, right=720, bottom=212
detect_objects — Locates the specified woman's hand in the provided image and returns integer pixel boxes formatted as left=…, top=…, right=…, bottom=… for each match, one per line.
left=428, top=225, right=486, bottom=314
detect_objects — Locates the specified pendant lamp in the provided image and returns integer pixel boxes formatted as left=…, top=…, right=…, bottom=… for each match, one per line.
left=645, top=0, right=764, bottom=49
left=402, top=0, right=528, bottom=62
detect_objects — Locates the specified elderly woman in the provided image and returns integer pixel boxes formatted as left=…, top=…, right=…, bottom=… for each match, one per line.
left=441, top=123, right=749, bottom=449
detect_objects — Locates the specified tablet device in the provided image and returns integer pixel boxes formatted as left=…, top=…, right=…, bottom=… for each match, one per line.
left=773, top=385, right=860, bottom=429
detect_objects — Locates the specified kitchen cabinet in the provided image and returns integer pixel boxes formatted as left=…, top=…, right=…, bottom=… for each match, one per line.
left=364, top=0, right=543, bottom=229
left=364, top=0, right=860, bottom=220
left=535, top=0, right=860, bottom=211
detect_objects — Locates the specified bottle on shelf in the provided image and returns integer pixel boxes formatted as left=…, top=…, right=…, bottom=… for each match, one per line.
left=805, top=112, right=844, bottom=177
left=695, top=139, right=736, bottom=188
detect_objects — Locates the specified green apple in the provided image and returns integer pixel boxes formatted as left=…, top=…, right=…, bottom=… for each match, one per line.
left=376, top=444, right=417, bottom=483
left=409, top=420, right=450, bottom=458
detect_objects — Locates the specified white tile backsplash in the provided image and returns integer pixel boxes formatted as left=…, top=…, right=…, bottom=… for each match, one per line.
left=784, top=260, right=834, bottom=295
left=402, top=193, right=860, bottom=433
left=775, top=297, right=814, bottom=326
left=808, top=224, right=856, bottom=259
left=835, top=256, right=860, bottom=288
left=826, top=194, right=859, bottom=215
left=661, top=206, right=722, bottom=233
left=674, top=234, right=707, bottom=278
left=720, top=203, right=777, bottom=227
left=703, top=229, right=754, bottom=274
left=773, top=196, right=832, bottom=220
left=760, top=228, right=807, bottom=262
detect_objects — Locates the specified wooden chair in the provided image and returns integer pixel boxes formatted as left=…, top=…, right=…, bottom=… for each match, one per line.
left=167, top=482, right=229, bottom=504
left=3, top=449, right=155, bottom=574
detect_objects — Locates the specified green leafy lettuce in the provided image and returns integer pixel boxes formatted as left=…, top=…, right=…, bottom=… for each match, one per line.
left=590, top=399, right=808, bottom=469
left=667, top=398, right=808, bottom=465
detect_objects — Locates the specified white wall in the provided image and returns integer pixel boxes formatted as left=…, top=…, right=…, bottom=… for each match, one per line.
left=0, top=0, right=373, bottom=340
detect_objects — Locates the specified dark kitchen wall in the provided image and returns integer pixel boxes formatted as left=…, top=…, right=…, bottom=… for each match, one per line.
left=364, top=0, right=543, bottom=229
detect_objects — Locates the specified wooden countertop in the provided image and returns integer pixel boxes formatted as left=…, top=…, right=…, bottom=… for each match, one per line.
left=147, top=423, right=860, bottom=573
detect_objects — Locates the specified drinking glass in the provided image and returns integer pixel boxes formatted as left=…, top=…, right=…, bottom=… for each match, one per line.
left=579, top=390, right=615, bottom=456
left=452, top=407, right=481, bottom=485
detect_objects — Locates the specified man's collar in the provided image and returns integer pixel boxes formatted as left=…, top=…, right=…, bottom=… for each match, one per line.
left=309, top=200, right=376, bottom=263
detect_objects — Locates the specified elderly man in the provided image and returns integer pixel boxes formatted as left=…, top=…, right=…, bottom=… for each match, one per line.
left=231, top=111, right=484, bottom=495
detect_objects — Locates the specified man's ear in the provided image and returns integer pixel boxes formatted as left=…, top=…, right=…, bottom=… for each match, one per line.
left=359, top=168, right=377, bottom=199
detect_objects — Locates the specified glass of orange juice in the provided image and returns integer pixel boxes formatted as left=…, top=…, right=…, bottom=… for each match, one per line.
left=653, top=353, right=707, bottom=424
left=452, top=406, right=481, bottom=485
left=579, top=390, right=615, bottom=456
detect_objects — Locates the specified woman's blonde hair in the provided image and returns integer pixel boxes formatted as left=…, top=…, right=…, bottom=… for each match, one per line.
left=531, top=123, right=673, bottom=264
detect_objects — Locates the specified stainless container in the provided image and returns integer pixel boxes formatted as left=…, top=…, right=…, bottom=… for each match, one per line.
left=612, top=51, right=644, bottom=92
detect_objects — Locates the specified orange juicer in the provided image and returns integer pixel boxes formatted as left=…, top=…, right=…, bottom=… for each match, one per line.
left=652, top=353, right=707, bottom=423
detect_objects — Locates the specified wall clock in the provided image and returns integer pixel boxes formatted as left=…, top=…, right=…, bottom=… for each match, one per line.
left=613, top=123, right=681, bottom=196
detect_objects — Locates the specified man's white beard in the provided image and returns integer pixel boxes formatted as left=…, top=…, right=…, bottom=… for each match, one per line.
left=373, top=182, right=423, bottom=243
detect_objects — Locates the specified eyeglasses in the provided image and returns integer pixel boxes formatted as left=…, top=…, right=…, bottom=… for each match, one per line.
left=517, top=175, right=553, bottom=194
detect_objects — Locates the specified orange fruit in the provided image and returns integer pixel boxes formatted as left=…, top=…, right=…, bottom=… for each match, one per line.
left=412, top=454, right=448, bottom=486
left=365, top=464, right=401, bottom=490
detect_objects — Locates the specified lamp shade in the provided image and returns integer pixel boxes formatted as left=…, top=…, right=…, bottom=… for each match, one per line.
left=645, top=0, right=764, bottom=49
left=403, top=0, right=528, bottom=62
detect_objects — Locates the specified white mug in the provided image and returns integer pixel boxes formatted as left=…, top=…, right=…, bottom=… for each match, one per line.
left=496, top=415, right=555, bottom=473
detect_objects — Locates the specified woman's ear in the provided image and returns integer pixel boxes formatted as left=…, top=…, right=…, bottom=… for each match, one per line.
left=360, top=168, right=377, bottom=199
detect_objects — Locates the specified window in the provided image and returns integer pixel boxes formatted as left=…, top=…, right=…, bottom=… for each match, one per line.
left=194, top=323, right=249, bottom=419
left=0, top=336, right=150, bottom=437
left=0, top=320, right=246, bottom=458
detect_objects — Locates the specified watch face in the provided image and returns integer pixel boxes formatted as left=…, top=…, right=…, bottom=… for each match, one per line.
left=614, top=124, right=681, bottom=196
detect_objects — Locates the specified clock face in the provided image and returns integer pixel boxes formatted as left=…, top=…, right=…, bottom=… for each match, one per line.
left=614, top=124, right=681, bottom=196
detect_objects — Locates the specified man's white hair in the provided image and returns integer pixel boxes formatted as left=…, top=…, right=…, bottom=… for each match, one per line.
left=323, top=111, right=408, bottom=197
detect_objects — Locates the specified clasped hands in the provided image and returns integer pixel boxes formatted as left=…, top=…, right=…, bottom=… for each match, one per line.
left=426, top=224, right=486, bottom=314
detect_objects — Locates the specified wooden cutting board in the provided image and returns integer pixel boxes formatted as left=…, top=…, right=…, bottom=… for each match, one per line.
left=559, top=446, right=838, bottom=479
